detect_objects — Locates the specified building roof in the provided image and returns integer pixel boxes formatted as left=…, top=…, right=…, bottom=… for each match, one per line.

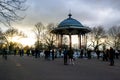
left=58, top=13, right=84, bottom=28
left=51, top=13, right=91, bottom=35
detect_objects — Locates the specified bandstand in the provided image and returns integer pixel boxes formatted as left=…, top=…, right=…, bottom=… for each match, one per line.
left=51, top=13, right=91, bottom=49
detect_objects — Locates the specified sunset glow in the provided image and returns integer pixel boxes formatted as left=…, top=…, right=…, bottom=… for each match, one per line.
left=12, top=36, right=36, bottom=47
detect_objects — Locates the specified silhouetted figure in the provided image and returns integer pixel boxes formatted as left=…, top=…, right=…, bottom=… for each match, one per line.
left=2, top=48, right=7, bottom=60
left=59, top=49, right=62, bottom=57
left=80, top=49, right=84, bottom=58
left=35, top=48, right=39, bottom=58
left=21, top=49, right=24, bottom=56
left=19, top=49, right=22, bottom=56
left=68, top=49, right=74, bottom=65
left=26, top=49, right=30, bottom=56
left=47, top=50, right=50, bottom=60
left=44, top=50, right=47, bottom=59
left=44, top=50, right=50, bottom=60
left=109, top=47, right=115, bottom=66
left=14, top=49, right=17, bottom=56
left=54, top=49, right=57, bottom=58
left=63, top=49, right=68, bottom=65
left=51, top=49, right=55, bottom=60
left=31, top=49, right=35, bottom=56
left=84, top=49, right=87, bottom=58
left=87, top=49, right=91, bottom=59
left=115, top=50, right=119, bottom=59
left=96, top=49, right=100, bottom=59
left=103, top=49, right=108, bottom=61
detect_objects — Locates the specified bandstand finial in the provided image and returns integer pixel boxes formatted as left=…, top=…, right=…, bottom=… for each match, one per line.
left=68, top=9, right=72, bottom=18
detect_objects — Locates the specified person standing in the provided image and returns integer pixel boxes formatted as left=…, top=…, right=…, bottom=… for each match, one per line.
left=14, top=49, right=17, bottom=56
left=26, top=49, right=30, bottom=56
left=21, top=49, right=24, bottom=56
left=51, top=49, right=55, bottom=60
left=80, top=49, right=84, bottom=58
left=103, top=49, right=109, bottom=61
left=87, top=49, right=91, bottom=59
left=115, top=49, right=119, bottom=59
left=96, top=49, right=100, bottom=59
left=68, top=49, right=74, bottom=65
left=35, top=48, right=38, bottom=58
left=63, top=49, right=68, bottom=65
left=109, top=47, right=115, bottom=66
left=44, top=49, right=47, bottom=60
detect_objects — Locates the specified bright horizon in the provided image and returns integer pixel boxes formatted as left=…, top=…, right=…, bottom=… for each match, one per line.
left=11, top=35, right=79, bottom=47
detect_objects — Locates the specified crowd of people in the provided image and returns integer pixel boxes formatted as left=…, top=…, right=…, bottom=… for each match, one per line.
left=1, top=47, right=120, bottom=66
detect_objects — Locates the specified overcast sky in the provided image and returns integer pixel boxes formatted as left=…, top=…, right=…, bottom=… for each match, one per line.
left=1, top=0, right=120, bottom=32
left=24, top=0, right=120, bottom=27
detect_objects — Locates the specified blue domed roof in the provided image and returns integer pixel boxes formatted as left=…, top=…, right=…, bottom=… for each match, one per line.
left=51, top=13, right=91, bottom=35
left=58, top=14, right=84, bottom=27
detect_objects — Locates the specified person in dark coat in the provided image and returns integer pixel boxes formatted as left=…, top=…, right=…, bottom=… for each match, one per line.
left=44, top=49, right=50, bottom=60
left=2, top=48, right=7, bottom=60
left=103, top=49, right=109, bottom=61
left=14, top=49, right=17, bottom=56
left=87, top=49, right=91, bottom=59
left=68, top=49, right=74, bottom=65
left=51, top=49, right=55, bottom=60
left=20, top=49, right=24, bottom=56
left=19, top=49, right=22, bottom=56
left=35, top=48, right=39, bottom=58
left=63, top=49, right=68, bottom=65
left=109, top=47, right=115, bottom=66
left=96, top=49, right=100, bottom=59
left=115, top=50, right=119, bottom=59
left=31, top=49, right=35, bottom=56
left=44, top=50, right=47, bottom=60
left=26, top=49, right=30, bottom=56
left=80, top=49, right=84, bottom=58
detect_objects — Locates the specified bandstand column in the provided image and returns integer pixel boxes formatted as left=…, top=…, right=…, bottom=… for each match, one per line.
left=81, top=35, right=83, bottom=47
left=85, top=35, right=87, bottom=49
left=69, top=33, right=72, bottom=49
left=78, top=34, right=81, bottom=49
left=56, top=34, right=59, bottom=48
left=60, top=34, right=63, bottom=48
left=82, top=34, right=85, bottom=48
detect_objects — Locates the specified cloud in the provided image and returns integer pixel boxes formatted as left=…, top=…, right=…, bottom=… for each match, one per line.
left=1, top=0, right=120, bottom=30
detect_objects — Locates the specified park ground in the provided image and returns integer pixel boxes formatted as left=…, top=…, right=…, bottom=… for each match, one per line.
left=0, top=55, right=120, bottom=80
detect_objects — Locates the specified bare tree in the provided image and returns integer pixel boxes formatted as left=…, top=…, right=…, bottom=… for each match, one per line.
left=43, top=23, right=56, bottom=50
left=0, top=28, right=5, bottom=49
left=0, top=0, right=27, bottom=26
left=5, top=27, right=25, bottom=39
left=4, top=27, right=26, bottom=51
left=90, top=26, right=106, bottom=50
left=33, top=22, right=45, bottom=49
left=108, top=26, right=120, bottom=49
left=0, top=28, right=3, bottom=39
